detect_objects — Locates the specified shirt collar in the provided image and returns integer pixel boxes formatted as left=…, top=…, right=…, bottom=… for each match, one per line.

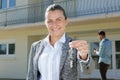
left=44, top=33, right=66, bottom=45
left=59, top=33, right=66, bottom=43
left=101, top=38, right=106, bottom=41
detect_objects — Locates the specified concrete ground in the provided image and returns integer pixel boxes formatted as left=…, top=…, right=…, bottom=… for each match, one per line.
left=0, top=78, right=25, bottom=80
left=0, top=78, right=118, bottom=80
left=80, top=79, right=116, bottom=80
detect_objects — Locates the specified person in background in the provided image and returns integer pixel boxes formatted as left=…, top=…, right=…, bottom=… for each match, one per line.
left=26, top=4, right=95, bottom=80
left=94, top=30, right=112, bottom=80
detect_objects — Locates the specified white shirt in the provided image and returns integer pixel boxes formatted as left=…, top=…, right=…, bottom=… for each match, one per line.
left=38, top=33, right=66, bottom=80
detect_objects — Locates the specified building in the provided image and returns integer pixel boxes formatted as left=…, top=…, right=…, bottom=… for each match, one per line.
left=0, top=0, right=120, bottom=79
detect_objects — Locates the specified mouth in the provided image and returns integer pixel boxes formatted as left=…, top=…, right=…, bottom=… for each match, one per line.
left=52, top=28, right=60, bottom=32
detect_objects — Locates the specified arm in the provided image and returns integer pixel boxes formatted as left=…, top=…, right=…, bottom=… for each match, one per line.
left=96, top=42, right=105, bottom=57
left=69, top=40, right=95, bottom=74
left=26, top=43, right=35, bottom=80
left=78, top=54, right=95, bottom=74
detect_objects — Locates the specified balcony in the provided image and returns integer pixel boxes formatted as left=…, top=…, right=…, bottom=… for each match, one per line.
left=0, top=0, right=120, bottom=27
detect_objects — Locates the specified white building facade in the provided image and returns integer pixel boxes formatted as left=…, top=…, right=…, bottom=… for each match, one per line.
left=0, top=0, right=120, bottom=79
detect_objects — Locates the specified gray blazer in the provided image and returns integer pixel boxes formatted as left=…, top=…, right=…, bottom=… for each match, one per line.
left=26, top=34, right=95, bottom=80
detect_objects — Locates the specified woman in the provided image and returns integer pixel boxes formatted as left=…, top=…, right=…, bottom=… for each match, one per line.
left=26, top=4, right=94, bottom=80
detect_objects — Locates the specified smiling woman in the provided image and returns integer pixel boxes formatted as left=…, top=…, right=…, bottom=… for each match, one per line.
left=26, top=4, right=95, bottom=80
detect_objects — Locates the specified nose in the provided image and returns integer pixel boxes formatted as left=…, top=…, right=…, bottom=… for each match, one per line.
left=52, top=21, right=58, bottom=28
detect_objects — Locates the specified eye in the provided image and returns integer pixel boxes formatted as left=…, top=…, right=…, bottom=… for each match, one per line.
left=47, top=20, right=52, bottom=24
left=57, top=18, right=62, bottom=21
left=58, top=18, right=63, bottom=21
left=56, top=18, right=62, bottom=23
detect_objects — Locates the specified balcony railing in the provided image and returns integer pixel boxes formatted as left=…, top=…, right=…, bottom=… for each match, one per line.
left=0, top=0, right=120, bottom=27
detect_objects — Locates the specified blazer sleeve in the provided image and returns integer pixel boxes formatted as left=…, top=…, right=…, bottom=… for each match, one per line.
left=26, top=43, right=36, bottom=80
left=96, top=41, right=105, bottom=57
left=78, top=54, right=95, bottom=75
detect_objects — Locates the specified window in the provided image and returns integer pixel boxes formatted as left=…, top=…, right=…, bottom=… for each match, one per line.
left=0, top=44, right=6, bottom=55
left=0, top=0, right=16, bottom=9
left=9, top=43, right=15, bottom=54
left=116, top=54, right=120, bottom=69
left=0, top=43, right=15, bottom=55
left=90, top=42, right=99, bottom=69
left=9, top=0, right=16, bottom=8
left=115, top=41, right=120, bottom=69
left=0, top=0, right=1, bottom=9
left=115, top=41, right=120, bottom=52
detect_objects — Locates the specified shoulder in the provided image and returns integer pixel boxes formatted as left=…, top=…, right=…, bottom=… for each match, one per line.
left=101, top=39, right=111, bottom=47
left=32, top=40, right=42, bottom=47
left=65, top=34, right=74, bottom=42
left=103, top=38, right=111, bottom=43
left=31, top=39, right=45, bottom=49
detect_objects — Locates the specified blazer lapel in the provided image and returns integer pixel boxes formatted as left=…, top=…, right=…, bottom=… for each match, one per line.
left=34, top=40, right=45, bottom=71
left=59, top=43, right=69, bottom=72
left=59, top=35, right=72, bottom=73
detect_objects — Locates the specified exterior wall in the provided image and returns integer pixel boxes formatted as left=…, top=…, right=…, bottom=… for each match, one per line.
left=0, top=0, right=30, bottom=79
left=0, top=0, right=120, bottom=79
left=16, top=0, right=29, bottom=6
left=0, top=31, right=28, bottom=79
left=0, top=24, right=47, bottom=79
left=0, top=0, right=29, bottom=27
left=28, top=0, right=41, bottom=4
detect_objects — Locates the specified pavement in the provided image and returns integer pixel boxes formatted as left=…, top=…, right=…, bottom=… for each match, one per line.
left=0, top=78, right=118, bottom=80
left=0, top=78, right=25, bottom=80
left=80, top=79, right=117, bottom=80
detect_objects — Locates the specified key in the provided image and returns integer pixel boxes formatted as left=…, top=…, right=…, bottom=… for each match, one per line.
left=69, top=48, right=73, bottom=68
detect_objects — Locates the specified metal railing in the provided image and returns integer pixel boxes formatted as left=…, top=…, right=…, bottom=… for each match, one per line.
left=0, top=0, right=120, bottom=27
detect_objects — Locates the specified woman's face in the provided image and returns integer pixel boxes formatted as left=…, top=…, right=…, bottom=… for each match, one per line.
left=45, top=10, right=68, bottom=38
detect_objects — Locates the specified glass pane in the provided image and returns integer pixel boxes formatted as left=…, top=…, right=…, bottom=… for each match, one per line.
left=115, top=41, right=120, bottom=52
left=9, top=0, right=16, bottom=8
left=116, top=54, right=120, bottom=69
left=9, top=43, right=15, bottom=54
left=1, top=0, right=7, bottom=9
left=109, top=56, right=112, bottom=69
left=90, top=42, right=99, bottom=55
left=115, top=41, right=120, bottom=69
left=0, top=0, right=2, bottom=9
left=0, top=44, right=6, bottom=55
left=92, top=55, right=99, bottom=69
left=90, top=42, right=99, bottom=69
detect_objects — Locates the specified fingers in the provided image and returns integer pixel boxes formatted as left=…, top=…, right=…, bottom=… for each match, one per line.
left=69, top=40, right=89, bottom=60
left=69, top=40, right=89, bottom=54
left=69, top=40, right=88, bottom=49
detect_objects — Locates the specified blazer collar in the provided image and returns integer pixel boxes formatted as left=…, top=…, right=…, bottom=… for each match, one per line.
left=34, top=34, right=73, bottom=76
left=59, top=34, right=73, bottom=72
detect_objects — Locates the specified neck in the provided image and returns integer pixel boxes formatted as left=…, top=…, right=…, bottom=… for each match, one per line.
left=49, top=36, right=61, bottom=46
left=102, top=37, right=105, bottom=39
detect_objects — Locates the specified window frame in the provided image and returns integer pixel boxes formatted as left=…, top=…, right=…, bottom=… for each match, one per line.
left=0, top=39, right=15, bottom=57
left=115, top=40, right=120, bottom=69
left=90, top=42, right=99, bottom=69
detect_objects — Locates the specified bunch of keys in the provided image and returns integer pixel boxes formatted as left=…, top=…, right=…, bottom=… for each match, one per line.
left=69, top=48, right=73, bottom=68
